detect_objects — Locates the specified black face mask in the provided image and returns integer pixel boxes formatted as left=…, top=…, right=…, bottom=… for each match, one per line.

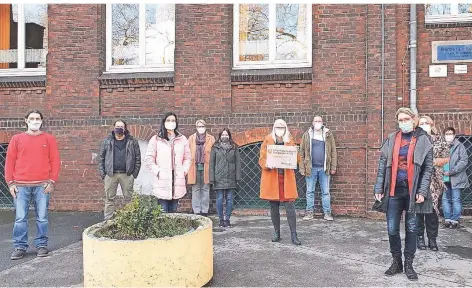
left=114, top=128, right=124, bottom=135
left=221, top=137, right=230, bottom=143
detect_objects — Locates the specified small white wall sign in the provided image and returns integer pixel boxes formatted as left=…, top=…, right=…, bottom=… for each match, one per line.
left=429, top=65, right=448, bottom=77
left=454, top=65, right=467, bottom=74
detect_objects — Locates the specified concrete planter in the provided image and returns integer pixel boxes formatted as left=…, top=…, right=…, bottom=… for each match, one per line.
left=83, top=214, right=213, bottom=287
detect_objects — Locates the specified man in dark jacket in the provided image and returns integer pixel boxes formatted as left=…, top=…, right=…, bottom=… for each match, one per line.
left=374, top=107, right=433, bottom=281
left=99, top=120, right=141, bottom=220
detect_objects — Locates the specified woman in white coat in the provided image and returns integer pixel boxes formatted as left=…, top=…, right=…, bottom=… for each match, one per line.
left=145, top=112, right=191, bottom=213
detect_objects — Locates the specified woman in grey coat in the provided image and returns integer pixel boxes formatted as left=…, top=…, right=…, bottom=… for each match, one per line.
left=442, top=127, right=470, bottom=229
left=209, top=128, right=241, bottom=228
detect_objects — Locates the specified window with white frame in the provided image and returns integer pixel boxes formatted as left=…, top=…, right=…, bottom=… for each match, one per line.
left=425, top=3, right=472, bottom=23
left=106, top=4, right=175, bottom=73
left=0, top=4, right=48, bottom=76
left=233, top=4, right=312, bottom=69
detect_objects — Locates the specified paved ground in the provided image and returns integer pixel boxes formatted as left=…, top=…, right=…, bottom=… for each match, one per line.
left=0, top=211, right=471, bottom=287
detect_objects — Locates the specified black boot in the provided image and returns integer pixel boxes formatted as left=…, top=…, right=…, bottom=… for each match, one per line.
left=417, top=235, right=426, bottom=250
left=404, top=255, right=418, bottom=281
left=428, top=238, right=438, bottom=251
left=291, top=232, right=301, bottom=245
left=272, top=230, right=281, bottom=242
left=384, top=254, right=403, bottom=276
left=201, top=213, right=208, bottom=217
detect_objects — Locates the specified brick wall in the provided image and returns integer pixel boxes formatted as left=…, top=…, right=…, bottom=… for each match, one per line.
left=1, top=4, right=471, bottom=217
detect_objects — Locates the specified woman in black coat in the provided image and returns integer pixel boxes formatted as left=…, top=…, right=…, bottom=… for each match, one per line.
left=209, top=128, right=241, bottom=228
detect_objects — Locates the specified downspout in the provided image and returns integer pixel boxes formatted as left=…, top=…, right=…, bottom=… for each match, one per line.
left=381, top=4, right=385, bottom=140
left=410, top=4, right=418, bottom=113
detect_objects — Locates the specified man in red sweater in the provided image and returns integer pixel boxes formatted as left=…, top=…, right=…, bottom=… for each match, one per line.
left=4, top=110, right=60, bottom=260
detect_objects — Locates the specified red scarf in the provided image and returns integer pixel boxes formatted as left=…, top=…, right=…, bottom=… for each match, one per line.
left=390, top=132, right=417, bottom=196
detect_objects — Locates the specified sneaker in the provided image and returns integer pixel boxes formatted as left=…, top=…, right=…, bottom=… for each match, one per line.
left=224, top=219, right=232, bottom=228
left=36, top=247, right=49, bottom=257
left=218, top=220, right=225, bottom=227
left=11, top=248, right=26, bottom=260
left=324, top=213, right=334, bottom=221
left=450, top=223, right=459, bottom=229
left=303, top=213, right=314, bottom=220
left=444, top=220, right=451, bottom=228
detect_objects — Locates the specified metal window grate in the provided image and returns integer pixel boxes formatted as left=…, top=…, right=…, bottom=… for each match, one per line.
left=457, top=135, right=472, bottom=208
left=0, top=143, right=14, bottom=208
left=236, top=142, right=307, bottom=209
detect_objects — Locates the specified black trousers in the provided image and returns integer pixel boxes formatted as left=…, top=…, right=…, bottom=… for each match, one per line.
left=417, top=211, right=439, bottom=239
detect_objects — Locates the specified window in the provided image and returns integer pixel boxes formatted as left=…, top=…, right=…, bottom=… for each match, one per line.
left=233, top=4, right=312, bottom=69
left=425, top=3, right=472, bottom=23
left=0, top=4, right=48, bottom=76
left=106, top=4, right=175, bottom=73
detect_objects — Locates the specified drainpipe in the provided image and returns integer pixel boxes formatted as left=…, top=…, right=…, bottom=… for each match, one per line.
left=410, top=4, right=418, bottom=113
left=381, top=4, right=385, bottom=140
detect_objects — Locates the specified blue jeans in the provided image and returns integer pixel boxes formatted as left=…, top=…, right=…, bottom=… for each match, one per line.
left=305, top=167, right=331, bottom=214
left=216, top=189, right=234, bottom=221
left=386, top=185, right=417, bottom=257
left=442, top=182, right=462, bottom=223
left=13, top=186, right=50, bottom=250
left=158, top=199, right=179, bottom=213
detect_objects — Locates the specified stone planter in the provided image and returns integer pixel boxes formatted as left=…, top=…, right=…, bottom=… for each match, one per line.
left=83, top=214, right=213, bottom=287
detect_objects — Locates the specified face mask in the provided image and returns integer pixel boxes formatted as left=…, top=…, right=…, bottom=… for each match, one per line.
left=221, top=136, right=229, bottom=143
left=419, top=124, right=431, bottom=134
left=275, top=129, right=285, bottom=137
left=314, top=123, right=323, bottom=131
left=399, top=121, right=413, bottom=133
left=114, top=127, right=124, bottom=135
left=165, top=122, right=176, bottom=130
left=197, top=127, right=206, bottom=134
left=27, top=120, right=42, bottom=131
left=445, top=135, right=455, bottom=143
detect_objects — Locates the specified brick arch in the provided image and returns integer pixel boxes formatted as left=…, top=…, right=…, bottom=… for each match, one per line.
left=232, top=127, right=304, bottom=147
left=0, top=130, right=24, bottom=144
left=436, top=121, right=472, bottom=136
left=127, top=125, right=158, bottom=142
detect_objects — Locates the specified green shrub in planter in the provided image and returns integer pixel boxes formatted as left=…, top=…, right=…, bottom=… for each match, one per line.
left=95, top=194, right=200, bottom=240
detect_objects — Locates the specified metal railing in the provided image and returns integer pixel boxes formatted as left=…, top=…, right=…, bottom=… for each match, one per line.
left=235, top=142, right=308, bottom=209
left=0, top=143, right=14, bottom=208
left=457, top=135, right=472, bottom=209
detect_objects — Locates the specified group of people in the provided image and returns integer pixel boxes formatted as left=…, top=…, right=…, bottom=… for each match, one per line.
left=373, top=107, right=469, bottom=281
left=99, top=112, right=241, bottom=228
left=3, top=108, right=469, bottom=284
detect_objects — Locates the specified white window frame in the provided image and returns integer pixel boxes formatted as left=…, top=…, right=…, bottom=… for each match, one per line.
left=0, top=4, right=47, bottom=77
left=425, top=3, right=472, bottom=24
left=105, top=4, right=174, bottom=74
left=233, top=4, right=312, bottom=70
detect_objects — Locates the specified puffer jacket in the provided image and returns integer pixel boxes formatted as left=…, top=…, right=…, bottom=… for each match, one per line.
left=373, top=127, right=434, bottom=214
left=98, top=131, right=141, bottom=179
left=209, top=141, right=241, bottom=190
left=144, top=134, right=191, bottom=200
left=448, top=138, right=470, bottom=189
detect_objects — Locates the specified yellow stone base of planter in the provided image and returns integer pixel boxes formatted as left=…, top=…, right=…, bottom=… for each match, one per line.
left=83, top=214, right=213, bottom=287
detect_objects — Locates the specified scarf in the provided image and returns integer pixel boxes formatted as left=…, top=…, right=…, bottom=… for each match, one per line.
left=390, top=131, right=417, bottom=196
left=220, top=141, right=233, bottom=151
left=196, top=133, right=206, bottom=164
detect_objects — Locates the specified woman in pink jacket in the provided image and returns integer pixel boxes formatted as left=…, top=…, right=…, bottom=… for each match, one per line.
left=145, top=112, right=191, bottom=213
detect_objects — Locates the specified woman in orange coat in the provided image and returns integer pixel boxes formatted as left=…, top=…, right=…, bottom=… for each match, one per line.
left=259, top=119, right=301, bottom=245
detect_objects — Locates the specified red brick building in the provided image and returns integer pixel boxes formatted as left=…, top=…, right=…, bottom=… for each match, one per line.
left=1, top=4, right=471, bottom=215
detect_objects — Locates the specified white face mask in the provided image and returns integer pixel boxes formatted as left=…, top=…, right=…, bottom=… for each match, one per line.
left=445, top=135, right=455, bottom=143
left=275, top=129, right=285, bottom=137
left=419, top=124, right=431, bottom=134
left=197, top=127, right=206, bottom=134
left=314, top=123, right=323, bottom=131
left=165, top=122, right=176, bottom=131
left=27, top=120, right=42, bottom=131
